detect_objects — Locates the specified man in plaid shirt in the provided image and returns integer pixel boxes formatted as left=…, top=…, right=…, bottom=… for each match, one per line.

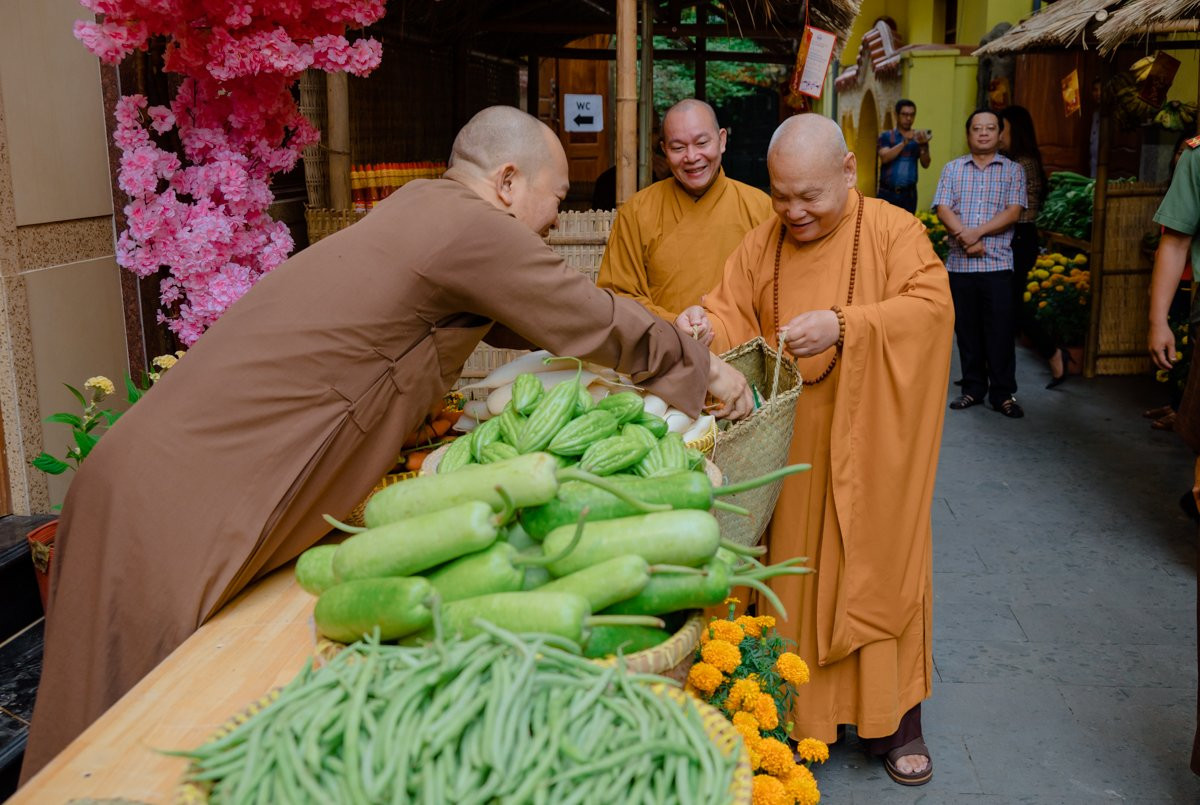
left=933, top=109, right=1027, bottom=418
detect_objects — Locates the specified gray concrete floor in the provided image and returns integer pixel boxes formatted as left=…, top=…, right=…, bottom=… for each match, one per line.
left=814, top=347, right=1200, bottom=803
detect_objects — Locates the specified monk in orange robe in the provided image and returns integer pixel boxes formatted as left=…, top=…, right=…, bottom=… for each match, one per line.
left=22, top=107, right=754, bottom=781
left=679, top=114, right=954, bottom=786
left=597, top=99, right=773, bottom=321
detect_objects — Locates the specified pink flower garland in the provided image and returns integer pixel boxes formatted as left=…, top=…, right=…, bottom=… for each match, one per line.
left=75, top=0, right=385, bottom=344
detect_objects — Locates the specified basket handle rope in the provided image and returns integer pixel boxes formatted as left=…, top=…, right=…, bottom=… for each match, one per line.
left=770, top=327, right=789, bottom=403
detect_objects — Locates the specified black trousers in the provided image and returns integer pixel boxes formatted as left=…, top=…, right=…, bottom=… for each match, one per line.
left=949, top=270, right=1017, bottom=406
left=878, top=184, right=917, bottom=214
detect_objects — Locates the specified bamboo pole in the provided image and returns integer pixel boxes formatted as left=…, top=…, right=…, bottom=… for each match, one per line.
left=617, top=0, right=637, bottom=204
left=326, top=71, right=351, bottom=211
left=638, top=0, right=654, bottom=188
left=1083, top=62, right=1111, bottom=378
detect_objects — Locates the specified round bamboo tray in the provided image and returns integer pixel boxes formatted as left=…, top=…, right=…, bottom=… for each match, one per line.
left=590, top=610, right=705, bottom=683
left=176, top=678, right=750, bottom=805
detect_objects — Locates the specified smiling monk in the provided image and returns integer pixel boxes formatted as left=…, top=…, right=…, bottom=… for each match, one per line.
left=597, top=99, right=773, bottom=321
left=678, top=113, right=954, bottom=788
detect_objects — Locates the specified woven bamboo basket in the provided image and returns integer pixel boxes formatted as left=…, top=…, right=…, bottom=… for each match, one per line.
left=712, top=337, right=804, bottom=547
left=297, top=70, right=328, bottom=209
left=176, top=673, right=751, bottom=805
left=304, top=207, right=366, bottom=244
left=591, top=610, right=705, bottom=683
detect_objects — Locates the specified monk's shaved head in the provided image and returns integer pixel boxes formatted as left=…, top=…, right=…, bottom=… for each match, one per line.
left=445, top=106, right=569, bottom=237
left=767, top=113, right=848, bottom=163
left=449, top=105, right=557, bottom=176
left=662, top=99, right=719, bottom=133
left=766, top=114, right=857, bottom=244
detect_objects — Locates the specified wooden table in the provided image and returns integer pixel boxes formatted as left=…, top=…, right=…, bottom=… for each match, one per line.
left=12, top=564, right=316, bottom=804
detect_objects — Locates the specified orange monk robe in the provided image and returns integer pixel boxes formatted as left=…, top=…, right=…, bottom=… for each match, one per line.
left=597, top=169, right=773, bottom=321
left=706, top=194, right=954, bottom=741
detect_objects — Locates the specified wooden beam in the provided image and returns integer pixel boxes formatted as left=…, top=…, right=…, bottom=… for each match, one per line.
left=616, top=0, right=637, bottom=204
left=531, top=47, right=794, bottom=63
left=326, top=71, right=351, bottom=211
left=527, top=53, right=539, bottom=115
left=1084, top=61, right=1111, bottom=378
left=638, top=0, right=654, bottom=188
left=481, top=21, right=797, bottom=39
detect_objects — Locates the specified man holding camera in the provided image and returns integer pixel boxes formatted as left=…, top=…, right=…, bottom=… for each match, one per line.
left=877, top=99, right=931, bottom=214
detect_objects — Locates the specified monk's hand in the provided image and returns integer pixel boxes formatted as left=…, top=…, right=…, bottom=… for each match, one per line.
left=780, top=310, right=840, bottom=358
left=1149, top=319, right=1177, bottom=371
left=676, top=305, right=714, bottom=347
left=705, top=354, right=753, bottom=421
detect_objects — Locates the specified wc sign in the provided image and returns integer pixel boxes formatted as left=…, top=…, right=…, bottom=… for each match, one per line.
left=563, top=94, right=603, bottom=132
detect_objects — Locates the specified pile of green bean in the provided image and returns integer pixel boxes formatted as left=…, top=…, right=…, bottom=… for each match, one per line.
left=175, top=621, right=743, bottom=804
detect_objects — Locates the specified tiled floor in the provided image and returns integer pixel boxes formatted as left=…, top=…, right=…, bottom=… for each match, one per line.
left=814, top=348, right=1200, bottom=803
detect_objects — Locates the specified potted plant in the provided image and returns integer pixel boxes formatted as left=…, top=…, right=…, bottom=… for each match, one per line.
left=28, top=353, right=183, bottom=610
left=1024, top=251, right=1091, bottom=367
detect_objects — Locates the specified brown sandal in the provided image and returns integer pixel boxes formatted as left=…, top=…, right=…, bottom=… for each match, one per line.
left=884, top=737, right=933, bottom=786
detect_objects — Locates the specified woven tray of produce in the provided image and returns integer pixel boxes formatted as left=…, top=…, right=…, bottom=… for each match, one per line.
left=176, top=628, right=751, bottom=804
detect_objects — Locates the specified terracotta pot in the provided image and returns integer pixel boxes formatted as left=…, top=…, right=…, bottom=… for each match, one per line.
left=27, top=519, right=58, bottom=614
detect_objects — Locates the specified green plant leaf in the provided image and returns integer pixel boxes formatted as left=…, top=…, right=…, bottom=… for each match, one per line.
left=64, top=383, right=86, bottom=407
left=31, top=453, right=70, bottom=475
left=101, top=409, right=122, bottom=426
left=125, top=375, right=143, bottom=405
left=45, top=412, right=82, bottom=427
left=74, top=429, right=99, bottom=460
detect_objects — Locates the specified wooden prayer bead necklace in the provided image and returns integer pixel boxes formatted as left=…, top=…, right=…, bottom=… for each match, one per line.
left=772, top=189, right=865, bottom=387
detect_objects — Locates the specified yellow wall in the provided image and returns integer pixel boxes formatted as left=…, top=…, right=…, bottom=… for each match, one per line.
left=956, top=0, right=1034, bottom=45
left=901, top=49, right=978, bottom=210
left=1166, top=37, right=1200, bottom=106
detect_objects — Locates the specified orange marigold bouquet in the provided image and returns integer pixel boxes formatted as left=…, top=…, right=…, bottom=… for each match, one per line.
left=686, top=599, right=826, bottom=805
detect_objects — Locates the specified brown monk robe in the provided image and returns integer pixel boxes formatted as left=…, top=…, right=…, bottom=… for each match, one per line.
left=680, top=114, right=953, bottom=785
left=22, top=106, right=753, bottom=780
left=597, top=99, right=773, bottom=321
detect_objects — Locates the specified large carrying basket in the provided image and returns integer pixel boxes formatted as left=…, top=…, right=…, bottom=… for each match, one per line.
left=712, top=337, right=803, bottom=547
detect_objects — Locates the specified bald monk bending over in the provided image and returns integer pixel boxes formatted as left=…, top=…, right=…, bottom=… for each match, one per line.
left=22, top=106, right=752, bottom=780
left=679, top=114, right=954, bottom=786
left=597, top=99, right=773, bottom=321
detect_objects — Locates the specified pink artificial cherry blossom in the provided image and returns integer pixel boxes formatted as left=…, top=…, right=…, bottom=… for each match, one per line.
left=75, top=0, right=384, bottom=345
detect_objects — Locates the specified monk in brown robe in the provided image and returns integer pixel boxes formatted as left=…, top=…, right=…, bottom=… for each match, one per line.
left=22, top=106, right=753, bottom=780
left=679, top=114, right=954, bottom=786
left=597, top=99, right=773, bottom=321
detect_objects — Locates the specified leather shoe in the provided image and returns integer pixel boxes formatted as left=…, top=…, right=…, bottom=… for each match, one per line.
left=996, top=397, right=1024, bottom=418
left=949, top=394, right=981, bottom=410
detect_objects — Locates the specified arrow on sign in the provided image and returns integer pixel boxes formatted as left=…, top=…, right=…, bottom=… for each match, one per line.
left=573, top=114, right=595, bottom=126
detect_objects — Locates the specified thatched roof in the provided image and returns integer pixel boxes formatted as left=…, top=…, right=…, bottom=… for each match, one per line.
left=973, top=0, right=1122, bottom=55
left=1095, top=0, right=1200, bottom=53
left=973, top=0, right=1200, bottom=56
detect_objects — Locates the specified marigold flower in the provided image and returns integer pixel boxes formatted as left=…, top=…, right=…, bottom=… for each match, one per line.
left=701, top=639, right=742, bottom=674
left=751, top=774, right=789, bottom=805
left=726, top=676, right=761, bottom=711
left=686, top=661, right=723, bottom=694
left=757, top=736, right=795, bottom=777
left=84, top=376, right=115, bottom=398
left=724, top=596, right=741, bottom=606
left=708, top=619, right=745, bottom=645
left=753, top=693, right=780, bottom=730
left=796, top=737, right=829, bottom=764
left=152, top=354, right=178, bottom=370
left=175, top=350, right=186, bottom=358
left=775, top=652, right=810, bottom=686
left=785, top=764, right=821, bottom=805
left=1038, top=300, right=1048, bottom=309
left=735, top=615, right=762, bottom=637
left=1023, top=292, right=1032, bottom=303
left=732, top=711, right=760, bottom=733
